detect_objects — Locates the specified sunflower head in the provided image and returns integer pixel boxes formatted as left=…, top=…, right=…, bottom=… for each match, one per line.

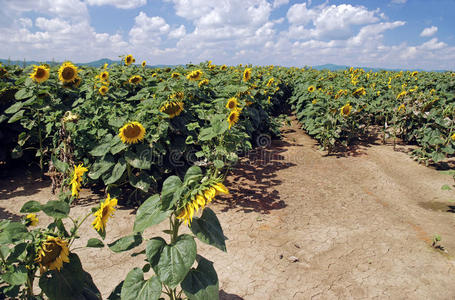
left=198, top=79, right=209, bottom=87
left=99, top=71, right=109, bottom=81
left=398, top=103, right=405, bottom=112
left=35, top=236, right=70, bottom=273
left=308, top=85, right=315, bottom=93
left=119, top=121, right=146, bottom=144
left=25, top=213, right=39, bottom=226
left=171, top=72, right=180, bottom=78
left=58, top=62, right=78, bottom=83
left=353, top=87, right=366, bottom=97
left=99, top=86, right=109, bottom=96
left=124, top=54, right=134, bottom=66
left=186, top=70, right=203, bottom=81
left=141, top=61, right=146, bottom=67
left=451, top=133, right=455, bottom=142
left=92, top=194, right=117, bottom=234
left=226, top=97, right=238, bottom=110
left=29, top=65, right=50, bottom=83
left=266, top=78, right=275, bottom=87
left=70, top=163, right=88, bottom=198
left=227, top=109, right=240, bottom=129
left=220, top=65, right=227, bottom=71
left=129, top=75, right=142, bottom=85
left=243, top=68, right=252, bottom=82
left=340, top=103, right=352, bottom=117
left=396, top=91, right=407, bottom=99
left=160, top=101, right=184, bottom=118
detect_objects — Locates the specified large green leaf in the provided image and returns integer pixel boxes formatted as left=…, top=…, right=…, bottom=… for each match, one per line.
left=145, top=237, right=166, bottom=266
left=8, top=110, right=24, bottom=123
left=0, top=222, right=29, bottom=244
left=181, top=256, right=219, bottom=300
left=108, top=233, right=143, bottom=253
left=134, top=194, right=170, bottom=232
left=190, top=208, right=226, bottom=252
left=20, top=200, right=42, bottom=213
left=39, top=253, right=101, bottom=300
left=161, top=175, right=183, bottom=209
left=86, top=238, right=104, bottom=248
left=125, top=148, right=151, bottom=170
left=104, top=158, right=127, bottom=185
left=15, top=88, right=34, bottom=100
left=4, top=101, right=23, bottom=114
left=152, top=234, right=197, bottom=288
left=183, top=166, right=202, bottom=185
left=89, top=142, right=112, bottom=157
left=41, top=201, right=70, bottom=219
left=129, top=171, right=152, bottom=192
left=1, top=265, right=27, bottom=285
left=120, top=268, right=161, bottom=300
left=88, top=155, right=115, bottom=180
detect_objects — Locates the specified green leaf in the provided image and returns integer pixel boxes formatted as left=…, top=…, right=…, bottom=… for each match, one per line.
left=125, top=148, right=151, bottom=170
left=39, top=253, right=101, bottom=300
left=4, top=102, right=23, bottom=114
left=134, top=195, right=170, bottom=232
left=213, top=160, right=224, bottom=169
left=15, top=88, right=34, bottom=100
left=104, top=158, right=127, bottom=185
left=198, top=127, right=216, bottom=141
left=41, top=200, right=70, bottom=219
left=90, top=142, right=112, bottom=157
left=120, top=268, right=161, bottom=300
left=145, top=237, right=166, bottom=266
left=152, top=234, right=196, bottom=288
left=161, top=176, right=183, bottom=209
left=441, top=184, right=452, bottom=191
left=51, top=155, right=69, bottom=173
left=108, top=233, right=143, bottom=253
left=181, top=256, right=219, bottom=300
left=0, top=222, right=28, bottom=244
left=110, top=137, right=128, bottom=155
left=8, top=110, right=24, bottom=123
left=88, top=155, right=115, bottom=180
left=183, top=166, right=202, bottom=185
left=1, top=265, right=27, bottom=285
left=6, top=243, right=27, bottom=264
left=129, top=171, right=152, bottom=192
left=20, top=200, right=42, bottom=213
left=86, top=238, right=104, bottom=248
left=190, top=208, right=226, bottom=252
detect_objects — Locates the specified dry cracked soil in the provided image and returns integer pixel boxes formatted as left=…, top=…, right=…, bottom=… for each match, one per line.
left=2, top=119, right=455, bottom=299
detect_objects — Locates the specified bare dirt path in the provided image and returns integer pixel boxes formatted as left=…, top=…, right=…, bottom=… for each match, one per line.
left=2, top=119, right=455, bottom=299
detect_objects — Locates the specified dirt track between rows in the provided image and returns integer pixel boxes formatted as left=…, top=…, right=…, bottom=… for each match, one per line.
left=2, top=119, right=455, bottom=299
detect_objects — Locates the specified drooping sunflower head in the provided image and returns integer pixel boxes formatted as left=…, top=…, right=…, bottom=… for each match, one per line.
left=141, top=60, right=146, bottom=67
left=243, top=68, right=252, bottom=82
left=160, top=101, right=184, bottom=118
left=99, top=71, right=109, bottom=82
left=308, top=85, right=315, bottom=93
left=70, top=163, right=88, bottom=198
left=340, top=103, right=352, bottom=117
left=25, top=213, right=39, bottom=226
left=58, top=62, right=78, bottom=83
left=92, top=194, right=117, bottom=233
left=29, top=65, right=50, bottom=83
left=124, top=54, right=134, bottom=66
left=99, top=85, right=109, bottom=96
left=186, top=70, right=203, bottom=81
left=35, top=236, right=70, bottom=273
left=129, top=75, right=142, bottom=85
left=226, top=97, right=238, bottom=110
left=119, top=121, right=146, bottom=144
left=227, top=109, right=240, bottom=129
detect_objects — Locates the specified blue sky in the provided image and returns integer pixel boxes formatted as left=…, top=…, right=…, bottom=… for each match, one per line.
left=0, top=0, right=454, bottom=70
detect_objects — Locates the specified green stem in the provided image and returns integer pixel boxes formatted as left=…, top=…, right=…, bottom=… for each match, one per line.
left=69, top=211, right=93, bottom=248
left=37, top=111, right=44, bottom=173
left=26, top=270, right=35, bottom=299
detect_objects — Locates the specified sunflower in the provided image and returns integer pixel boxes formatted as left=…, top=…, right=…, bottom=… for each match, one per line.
left=70, top=163, right=88, bottom=198
left=124, top=54, right=134, bottom=66
left=92, top=194, right=117, bottom=233
left=243, top=68, right=252, bottom=82
left=58, top=62, right=78, bottom=83
left=35, top=236, right=70, bottom=273
left=26, top=213, right=39, bottom=226
left=227, top=109, right=240, bottom=129
left=171, top=72, right=180, bottom=78
left=198, top=79, right=209, bottom=87
left=411, top=71, right=418, bottom=77
left=99, top=71, right=109, bottom=82
left=119, top=121, right=146, bottom=144
left=398, top=103, right=405, bottom=112
left=226, top=97, right=238, bottom=110
left=141, top=60, right=146, bottom=67
left=396, top=91, right=407, bottom=99
left=62, top=111, right=78, bottom=123
left=29, top=65, right=50, bottom=83
left=266, top=78, right=275, bottom=87
left=186, top=70, right=203, bottom=81
left=353, top=87, right=366, bottom=97
left=220, top=65, right=227, bottom=71
left=0, top=66, right=7, bottom=77
left=160, top=101, right=184, bottom=118
left=340, top=103, right=352, bottom=117
left=128, top=75, right=142, bottom=85
left=99, top=86, right=108, bottom=96
left=177, top=182, right=228, bottom=225
left=451, top=133, right=455, bottom=142
left=312, top=99, right=317, bottom=104
left=307, top=85, right=315, bottom=93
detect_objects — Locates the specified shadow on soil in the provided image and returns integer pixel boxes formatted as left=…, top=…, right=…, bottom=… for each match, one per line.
left=216, top=139, right=296, bottom=214
left=0, top=207, right=21, bottom=221
left=418, top=201, right=455, bottom=213
left=219, top=290, right=244, bottom=300
left=0, top=167, right=50, bottom=201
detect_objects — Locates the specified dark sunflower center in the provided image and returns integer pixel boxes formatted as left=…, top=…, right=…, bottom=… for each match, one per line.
left=40, top=242, right=62, bottom=265
left=124, top=125, right=141, bottom=139
left=229, top=113, right=237, bottom=122
left=131, top=77, right=140, bottom=84
left=62, top=67, right=75, bottom=80
left=126, top=57, right=132, bottom=64
left=36, top=68, right=46, bottom=79
left=101, top=205, right=109, bottom=218
left=101, top=73, right=107, bottom=79
left=343, top=107, right=350, bottom=115
left=228, top=101, right=236, bottom=109
left=164, top=103, right=181, bottom=114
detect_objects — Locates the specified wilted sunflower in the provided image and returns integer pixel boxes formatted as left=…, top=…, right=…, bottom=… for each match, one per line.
left=226, top=97, right=238, bottom=110
left=35, top=236, right=70, bottom=273
left=99, top=71, right=109, bottom=82
left=307, top=85, right=315, bottom=93
left=340, top=103, right=352, bottom=117
left=58, top=62, right=78, bottom=83
left=119, top=121, right=146, bottom=144
left=141, top=60, right=146, bottom=67
left=124, top=54, right=134, bottom=66
left=129, top=75, right=142, bottom=84
left=243, top=68, right=252, bottom=82
left=92, top=194, right=117, bottom=233
left=177, top=182, right=228, bottom=225
left=186, top=70, right=203, bottom=81
left=227, top=109, right=240, bottom=129
left=160, top=101, right=184, bottom=118
left=26, top=213, right=39, bottom=226
left=99, top=85, right=108, bottom=96
left=29, top=65, right=50, bottom=83
left=70, top=163, right=88, bottom=198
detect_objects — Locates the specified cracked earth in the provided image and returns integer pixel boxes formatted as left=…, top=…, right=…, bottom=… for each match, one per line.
left=2, top=119, right=455, bottom=299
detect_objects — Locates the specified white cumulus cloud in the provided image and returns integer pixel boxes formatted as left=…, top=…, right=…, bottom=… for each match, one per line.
left=86, top=0, right=147, bottom=9
left=420, top=26, right=438, bottom=37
